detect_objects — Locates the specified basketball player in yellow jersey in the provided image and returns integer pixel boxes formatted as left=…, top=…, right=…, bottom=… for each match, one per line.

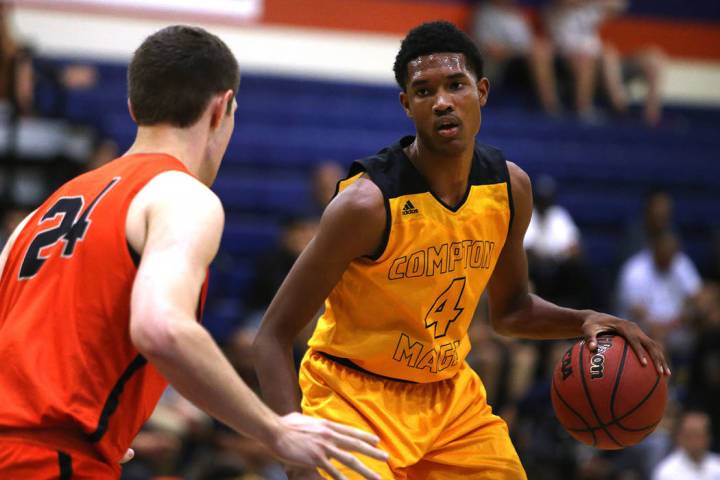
left=254, top=21, right=670, bottom=479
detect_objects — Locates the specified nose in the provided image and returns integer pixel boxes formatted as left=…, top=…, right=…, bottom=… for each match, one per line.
left=433, top=90, right=454, bottom=115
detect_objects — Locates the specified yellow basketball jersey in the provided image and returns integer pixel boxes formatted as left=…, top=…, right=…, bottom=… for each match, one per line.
left=308, top=136, right=513, bottom=383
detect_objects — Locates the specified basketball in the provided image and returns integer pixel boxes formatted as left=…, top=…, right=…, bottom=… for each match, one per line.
left=551, top=334, right=668, bottom=449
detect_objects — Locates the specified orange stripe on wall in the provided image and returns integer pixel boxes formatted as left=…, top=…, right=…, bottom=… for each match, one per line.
left=263, top=0, right=471, bottom=35
left=19, top=0, right=720, bottom=61
left=601, top=18, right=720, bottom=61
left=263, top=0, right=720, bottom=61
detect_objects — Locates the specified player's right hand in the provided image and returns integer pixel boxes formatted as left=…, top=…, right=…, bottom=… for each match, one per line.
left=270, top=412, right=388, bottom=480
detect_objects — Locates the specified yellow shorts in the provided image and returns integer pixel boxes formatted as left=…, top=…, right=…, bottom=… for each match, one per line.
left=299, top=350, right=527, bottom=480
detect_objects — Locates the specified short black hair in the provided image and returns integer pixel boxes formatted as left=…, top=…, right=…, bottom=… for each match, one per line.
left=393, top=21, right=483, bottom=90
left=128, top=25, right=240, bottom=128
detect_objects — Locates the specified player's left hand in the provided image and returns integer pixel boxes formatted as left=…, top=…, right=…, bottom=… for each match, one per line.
left=581, top=312, right=671, bottom=376
left=119, top=448, right=134, bottom=464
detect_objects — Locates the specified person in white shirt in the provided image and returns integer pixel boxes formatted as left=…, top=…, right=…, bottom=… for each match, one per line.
left=653, top=411, right=720, bottom=480
left=524, top=175, right=580, bottom=261
left=617, top=230, right=701, bottom=341
left=524, top=175, right=592, bottom=308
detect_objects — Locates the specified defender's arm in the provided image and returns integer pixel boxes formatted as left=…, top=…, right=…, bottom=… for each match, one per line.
left=130, top=172, right=387, bottom=478
left=486, top=162, right=670, bottom=375
left=253, top=177, right=386, bottom=415
left=129, top=171, right=287, bottom=443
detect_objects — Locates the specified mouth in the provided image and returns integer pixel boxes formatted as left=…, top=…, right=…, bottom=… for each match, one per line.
left=435, top=119, right=461, bottom=138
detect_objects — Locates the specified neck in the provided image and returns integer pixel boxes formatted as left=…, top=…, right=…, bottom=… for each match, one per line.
left=406, top=137, right=474, bottom=206
left=686, top=450, right=706, bottom=465
left=125, top=124, right=210, bottom=185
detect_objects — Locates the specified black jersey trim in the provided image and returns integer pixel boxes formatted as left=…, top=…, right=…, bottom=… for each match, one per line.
left=343, top=163, right=391, bottom=261
left=368, top=195, right=391, bottom=261
left=88, top=354, right=147, bottom=443
left=58, top=451, right=73, bottom=479
left=357, top=136, right=510, bottom=200
left=318, top=351, right=417, bottom=384
left=426, top=165, right=475, bottom=213
left=504, top=162, right=515, bottom=235
left=346, top=136, right=511, bottom=259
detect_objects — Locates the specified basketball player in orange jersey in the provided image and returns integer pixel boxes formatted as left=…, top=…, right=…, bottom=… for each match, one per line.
left=253, top=21, right=670, bottom=479
left=0, top=26, right=387, bottom=480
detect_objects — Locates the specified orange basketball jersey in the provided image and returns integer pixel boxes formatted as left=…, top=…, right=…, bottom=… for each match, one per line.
left=0, top=154, right=208, bottom=467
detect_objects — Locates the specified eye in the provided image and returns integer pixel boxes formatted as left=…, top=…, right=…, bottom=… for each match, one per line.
left=416, top=88, right=431, bottom=97
left=450, top=81, right=464, bottom=91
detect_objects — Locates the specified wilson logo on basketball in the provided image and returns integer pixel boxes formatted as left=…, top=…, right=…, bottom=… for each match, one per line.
left=589, top=336, right=613, bottom=379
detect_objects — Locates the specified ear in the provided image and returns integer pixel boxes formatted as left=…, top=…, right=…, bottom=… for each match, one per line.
left=209, top=90, right=235, bottom=130
left=476, top=77, right=490, bottom=107
left=399, top=91, right=412, bottom=118
left=127, top=99, right=137, bottom=123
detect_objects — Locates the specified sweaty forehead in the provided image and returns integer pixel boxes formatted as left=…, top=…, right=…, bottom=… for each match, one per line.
left=407, top=52, right=469, bottom=80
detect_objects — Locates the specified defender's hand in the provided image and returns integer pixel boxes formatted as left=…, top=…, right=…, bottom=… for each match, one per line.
left=581, top=312, right=671, bottom=376
left=270, top=412, right=388, bottom=480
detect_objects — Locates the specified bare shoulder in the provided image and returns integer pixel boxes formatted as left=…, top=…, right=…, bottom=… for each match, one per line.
left=330, top=175, right=385, bottom=218
left=507, top=161, right=531, bottom=197
left=127, top=171, right=224, bottom=255
left=317, top=175, right=386, bottom=258
left=506, top=161, right=533, bottom=231
left=323, top=175, right=385, bottom=231
left=146, top=171, right=221, bottom=210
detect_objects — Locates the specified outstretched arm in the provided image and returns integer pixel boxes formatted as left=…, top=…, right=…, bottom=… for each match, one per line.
left=486, top=162, right=670, bottom=376
left=129, top=172, right=386, bottom=479
left=253, top=177, right=386, bottom=414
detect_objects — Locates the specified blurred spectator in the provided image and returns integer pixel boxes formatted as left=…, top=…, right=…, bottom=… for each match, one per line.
left=525, top=175, right=580, bottom=261
left=686, top=285, right=720, bottom=451
left=311, top=161, right=343, bottom=214
left=244, top=216, right=318, bottom=319
left=652, top=411, right=720, bottom=480
left=86, top=137, right=120, bottom=171
left=524, top=175, right=593, bottom=308
left=701, top=229, right=720, bottom=284
left=616, top=230, right=701, bottom=346
left=0, top=206, right=29, bottom=248
left=545, top=0, right=664, bottom=125
left=122, top=387, right=213, bottom=479
left=0, top=3, right=98, bottom=119
left=467, top=299, right=514, bottom=413
left=471, top=0, right=560, bottom=114
left=0, top=3, right=33, bottom=116
left=621, top=189, right=675, bottom=262
left=216, top=325, right=286, bottom=480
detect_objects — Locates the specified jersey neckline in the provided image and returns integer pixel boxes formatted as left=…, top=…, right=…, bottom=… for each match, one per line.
left=392, top=135, right=478, bottom=213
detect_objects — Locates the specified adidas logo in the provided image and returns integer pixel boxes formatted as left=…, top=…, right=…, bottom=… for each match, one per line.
left=402, top=200, right=419, bottom=215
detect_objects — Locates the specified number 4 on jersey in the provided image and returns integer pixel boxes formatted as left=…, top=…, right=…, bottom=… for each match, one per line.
left=425, top=277, right=466, bottom=338
left=19, top=178, right=119, bottom=279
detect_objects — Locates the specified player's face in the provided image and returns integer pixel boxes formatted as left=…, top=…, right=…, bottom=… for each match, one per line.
left=400, top=53, right=488, bottom=156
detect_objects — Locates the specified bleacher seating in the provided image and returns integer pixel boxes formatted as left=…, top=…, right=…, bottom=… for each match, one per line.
left=35, top=58, right=720, bottom=338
